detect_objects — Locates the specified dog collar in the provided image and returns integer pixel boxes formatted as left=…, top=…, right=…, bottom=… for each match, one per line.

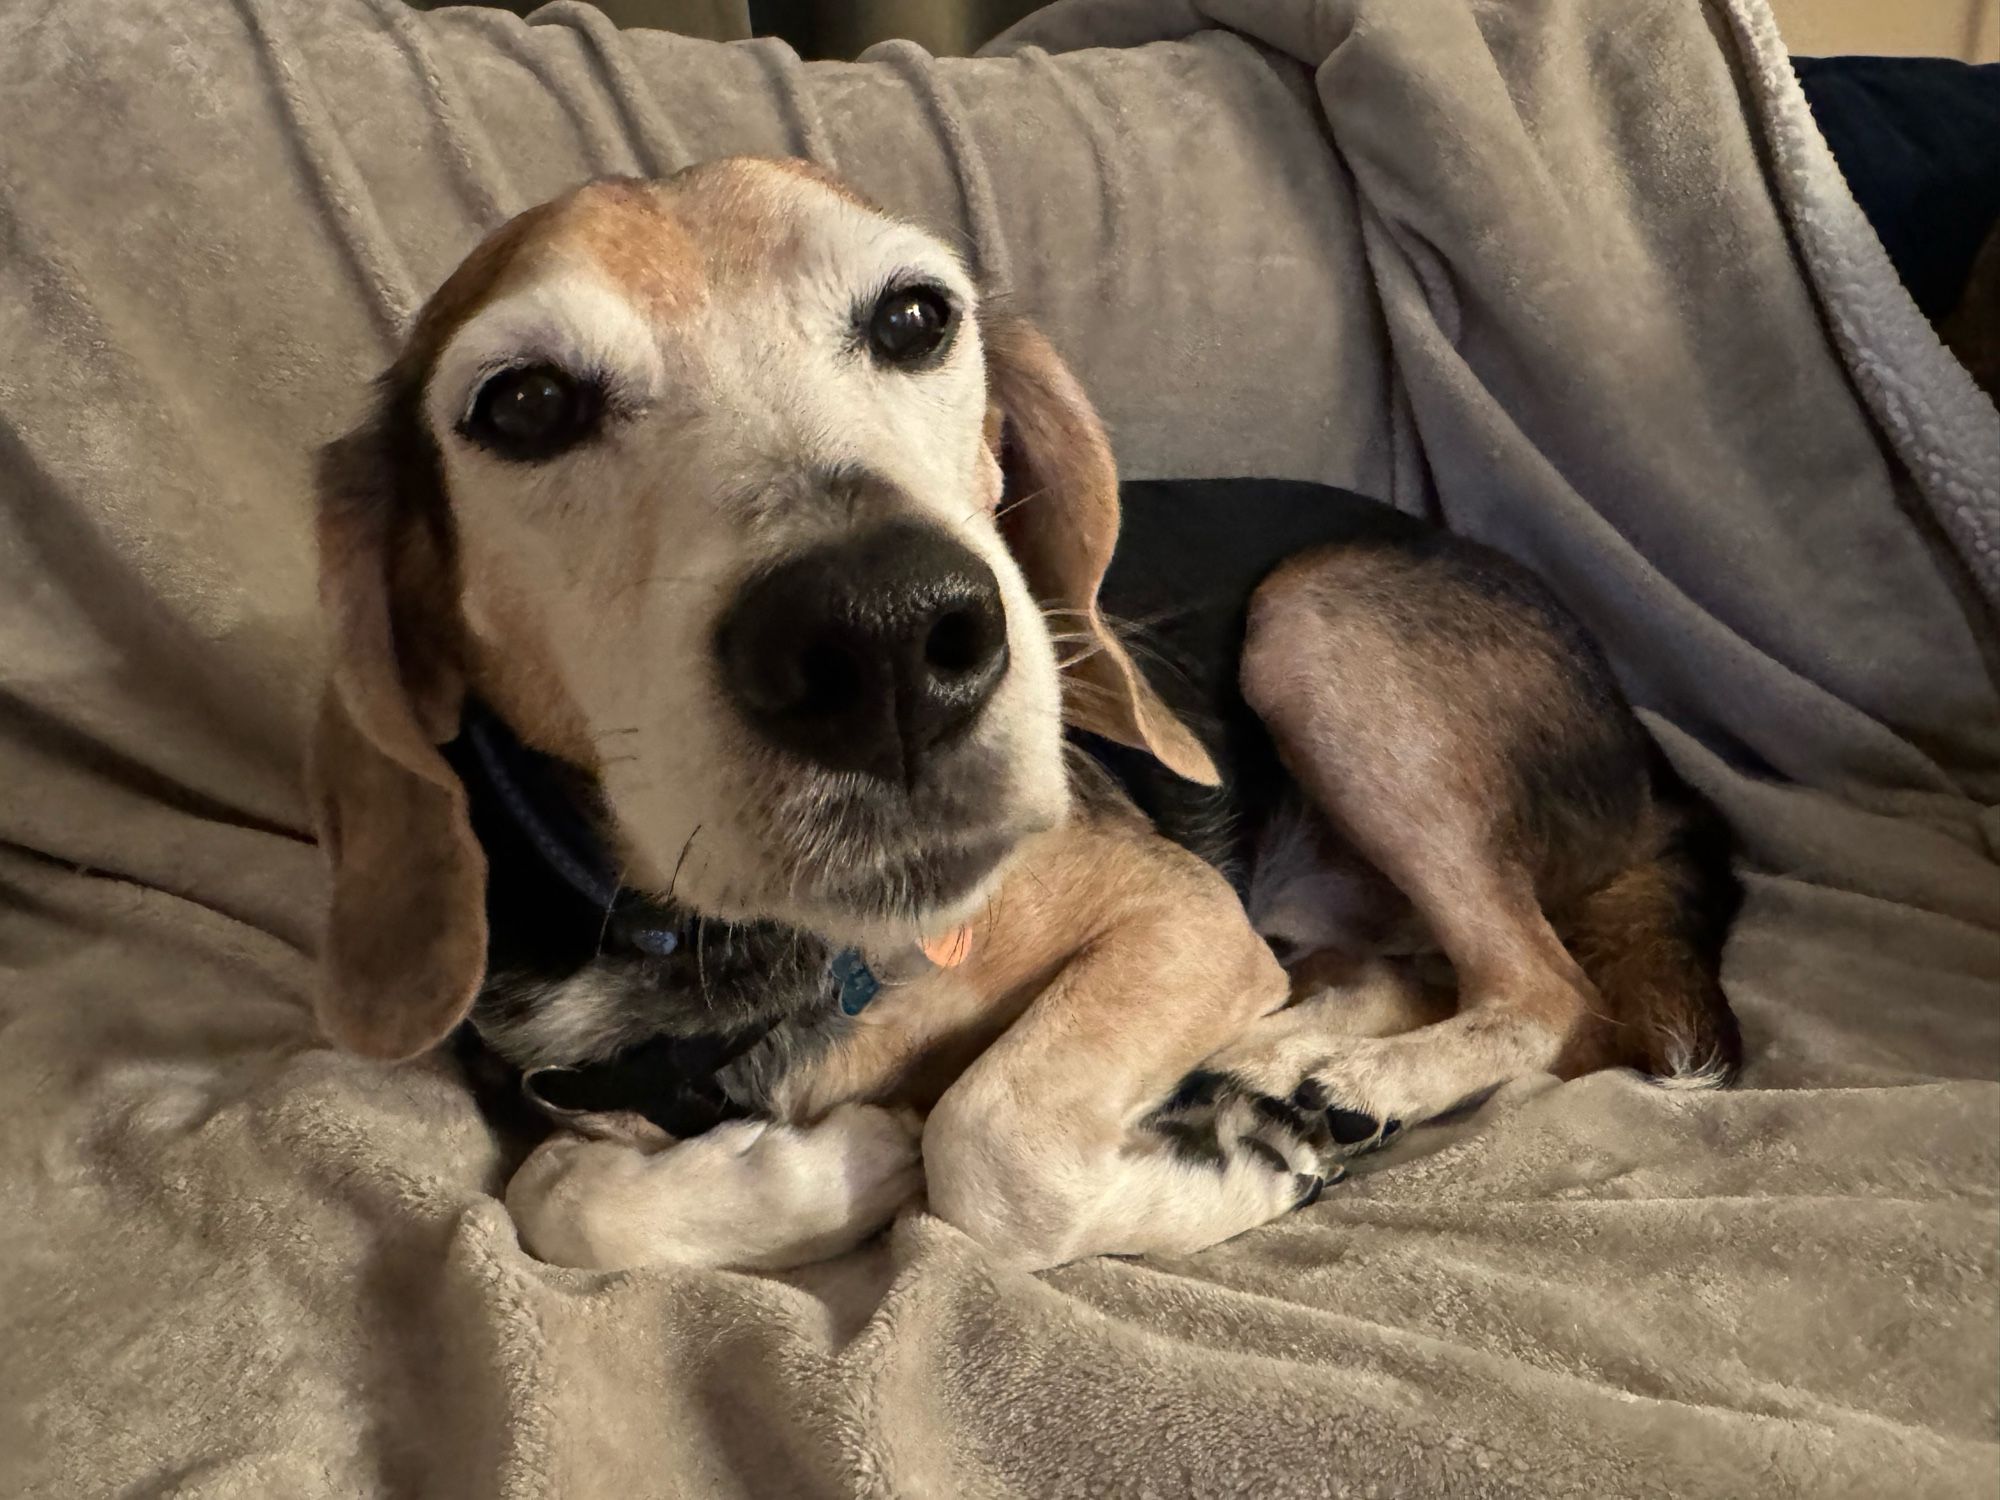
left=459, top=701, right=686, bottom=957
left=843, top=924, right=974, bottom=1014
left=456, top=700, right=933, bottom=1012
left=829, top=948, right=880, bottom=1015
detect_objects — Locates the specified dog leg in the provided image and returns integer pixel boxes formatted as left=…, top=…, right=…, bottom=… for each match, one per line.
left=761, top=968, right=1025, bottom=1121
left=919, top=838, right=1324, bottom=1269
left=1198, top=544, right=1658, bottom=1149
left=505, top=1102, right=922, bottom=1271
left=1282, top=953, right=1456, bottom=1038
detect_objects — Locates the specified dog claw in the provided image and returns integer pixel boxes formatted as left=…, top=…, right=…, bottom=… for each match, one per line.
left=1292, top=1162, right=1348, bottom=1211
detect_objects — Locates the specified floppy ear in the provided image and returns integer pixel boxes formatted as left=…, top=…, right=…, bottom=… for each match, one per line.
left=981, top=315, right=1221, bottom=787
left=308, top=391, right=488, bottom=1061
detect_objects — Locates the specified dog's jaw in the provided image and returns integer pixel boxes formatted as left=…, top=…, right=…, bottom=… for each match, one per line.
left=605, top=746, right=1068, bottom=951
left=407, top=162, right=1075, bottom=953
left=592, top=522, right=1071, bottom=946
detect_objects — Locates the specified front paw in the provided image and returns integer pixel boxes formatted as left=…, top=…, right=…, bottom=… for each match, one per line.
left=773, top=1103, right=926, bottom=1254
left=1160, top=1061, right=1405, bottom=1168
left=1147, top=1068, right=1349, bottom=1203
left=507, top=1103, right=923, bottom=1271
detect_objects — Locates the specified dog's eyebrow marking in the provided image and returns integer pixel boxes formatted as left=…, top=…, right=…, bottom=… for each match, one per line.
left=560, top=181, right=707, bottom=318
left=399, top=177, right=702, bottom=404
left=429, top=275, right=667, bottom=430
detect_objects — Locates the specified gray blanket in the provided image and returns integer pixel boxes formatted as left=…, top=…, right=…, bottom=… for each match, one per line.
left=1, top=1, right=1995, bottom=1495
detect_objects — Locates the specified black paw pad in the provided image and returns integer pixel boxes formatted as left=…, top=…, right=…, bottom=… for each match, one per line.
left=1291, top=1079, right=1330, bottom=1112
left=1253, top=1093, right=1315, bottom=1135
left=1326, top=1107, right=1380, bottom=1146
left=1257, top=1092, right=1332, bottom=1150
left=1164, top=1068, right=1228, bottom=1113
left=1155, top=1117, right=1225, bottom=1170
left=1243, top=1137, right=1291, bottom=1174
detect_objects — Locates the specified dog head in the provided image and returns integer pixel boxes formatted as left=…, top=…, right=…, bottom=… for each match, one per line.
left=309, top=160, right=1217, bottom=1060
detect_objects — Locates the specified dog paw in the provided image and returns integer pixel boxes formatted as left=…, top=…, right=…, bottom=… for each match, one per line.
left=1283, top=1075, right=1405, bottom=1156
left=507, top=1102, right=923, bottom=1272
left=1157, top=1063, right=1406, bottom=1168
left=1147, top=1069, right=1347, bottom=1205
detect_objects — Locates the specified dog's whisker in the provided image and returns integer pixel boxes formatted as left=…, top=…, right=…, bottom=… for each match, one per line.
left=667, top=824, right=701, bottom=911
left=993, top=485, right=1053, bottom=522
left=1041, top=602, right=1203, bottom=689
left=606, top=571, right=707, bottom=603
left=594, top=858, right=630, bottom=959
left=695, top=917, right=714, bottom=1011
left=1019, top=862, right=1055, bottom=904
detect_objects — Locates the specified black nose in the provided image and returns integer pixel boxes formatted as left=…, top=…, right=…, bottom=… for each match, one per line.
left=717, top=520, right=1010, bottom=784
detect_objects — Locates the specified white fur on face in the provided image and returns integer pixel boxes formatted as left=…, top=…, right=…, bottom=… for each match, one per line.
left=425, top=182, right=1067, bottom=945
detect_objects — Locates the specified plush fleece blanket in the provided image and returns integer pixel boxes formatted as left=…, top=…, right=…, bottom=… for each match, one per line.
left=1, top=1, right=1995, bottom=1495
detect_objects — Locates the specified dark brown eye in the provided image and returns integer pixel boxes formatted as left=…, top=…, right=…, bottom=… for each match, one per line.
left=463, top=363, right=600, bottom=460
left=866, top=284, right=956, bottom=367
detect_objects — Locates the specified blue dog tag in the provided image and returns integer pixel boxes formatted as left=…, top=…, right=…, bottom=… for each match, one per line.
left=830, top=948, right=880, bottom=1016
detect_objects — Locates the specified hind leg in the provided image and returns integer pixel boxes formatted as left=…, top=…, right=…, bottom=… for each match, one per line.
left=1566, top=826, right=1743, bottom=1088
left=1186, top=542, right=1651, bottom=1146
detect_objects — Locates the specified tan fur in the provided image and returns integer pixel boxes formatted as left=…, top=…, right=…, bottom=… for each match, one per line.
left=764, top=811, right=1300, bottom=1267
left=983, top=316, right=1222, bottom=788
left=310, top=162, right=1218, bottom=1061
left=319, top=161, right=1730, bottom=1274
left=310, top=423, right=484, bottom=1060
left=1235, top=555, right=1602, bottom=1109
left=461, top=580, right=602, bottom=773
left=1560, top=809, right=1735, bottom=1081
left=1285, top=954, right=1456, bottom=1036
left=772, top=818, right=1288, bottom=1122
left=1209, top=545, right=1732, bottom=1128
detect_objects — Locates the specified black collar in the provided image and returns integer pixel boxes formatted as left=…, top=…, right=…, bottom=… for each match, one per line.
left=458, top=699, right=687, bottom=959
left=452, top=699, right=884, bottom=1014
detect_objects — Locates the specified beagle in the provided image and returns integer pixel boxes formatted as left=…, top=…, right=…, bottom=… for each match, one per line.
left=309, top=159, right=1739, bottom=1273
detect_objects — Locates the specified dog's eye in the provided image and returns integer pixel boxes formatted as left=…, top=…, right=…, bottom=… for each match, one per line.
left=866, top=284, right=956, bottom=367
left=463, top=364, right=601, bottom=460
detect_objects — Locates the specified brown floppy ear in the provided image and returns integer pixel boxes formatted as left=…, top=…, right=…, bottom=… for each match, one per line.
left=982, top=314, right=1221, bottom=787
left=308, top=389, right=488, bottom=1061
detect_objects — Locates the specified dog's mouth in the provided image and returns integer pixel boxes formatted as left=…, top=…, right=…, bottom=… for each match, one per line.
left=803, top=832, right=1018, bottom=924
left=591, top=703, right=1063, bottom=948
left=766, top=756, right=1033, bottom=936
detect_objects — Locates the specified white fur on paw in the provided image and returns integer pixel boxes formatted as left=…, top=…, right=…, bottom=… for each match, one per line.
left=507, top=1103, right=923, bottom=1272
left=1023, top=1087, right=1338, bottom=1264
